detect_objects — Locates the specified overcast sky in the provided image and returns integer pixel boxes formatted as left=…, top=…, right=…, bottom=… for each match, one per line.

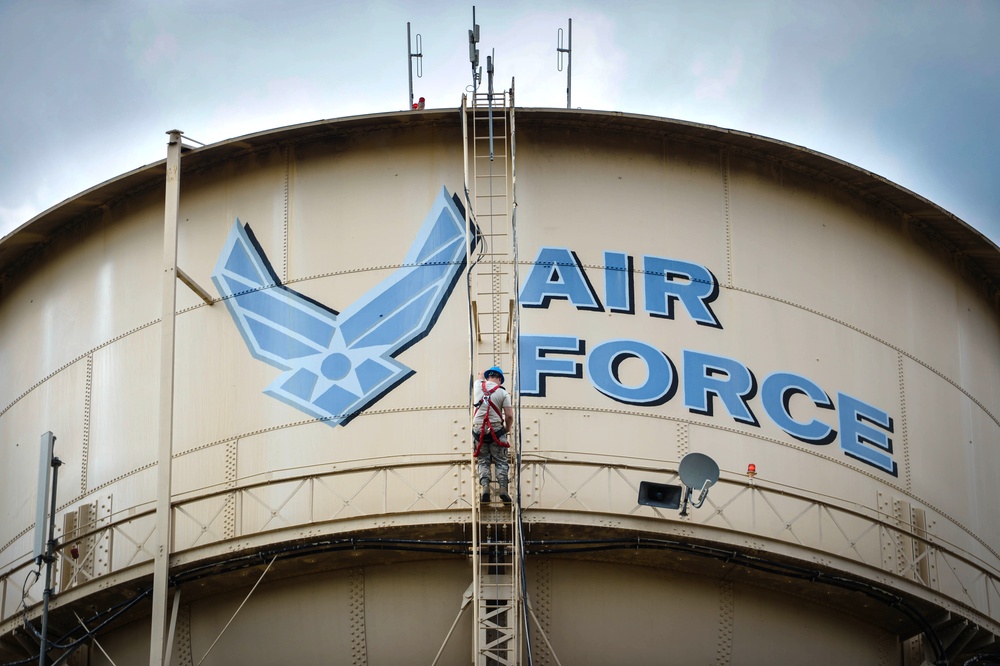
left=1, top=0, right=998, bottom=247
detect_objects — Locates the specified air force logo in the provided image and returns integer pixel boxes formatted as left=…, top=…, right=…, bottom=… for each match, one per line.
left=212, top=186, right=469, bottom=427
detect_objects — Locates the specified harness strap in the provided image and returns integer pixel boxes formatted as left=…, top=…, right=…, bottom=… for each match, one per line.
left=474, top=381, right=508, bottom=456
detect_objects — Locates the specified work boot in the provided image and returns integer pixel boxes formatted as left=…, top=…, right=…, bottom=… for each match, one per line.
left=480, top=478, right=490, bottom=504
left=499, top=486, right=512, bottom=504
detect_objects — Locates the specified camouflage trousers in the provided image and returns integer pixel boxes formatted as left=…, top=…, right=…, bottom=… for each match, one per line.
left=475, top=440, right=510, bottom=488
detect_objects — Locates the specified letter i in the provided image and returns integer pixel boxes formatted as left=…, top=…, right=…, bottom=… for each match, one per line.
left=604, top=252, right=634, bottom=314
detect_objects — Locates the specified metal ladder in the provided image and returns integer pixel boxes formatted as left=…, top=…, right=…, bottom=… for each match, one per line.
left=464, top=86, right=521, bottom=666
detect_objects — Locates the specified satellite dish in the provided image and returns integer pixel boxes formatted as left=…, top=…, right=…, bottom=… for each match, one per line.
left=678, top=452, right=719, bottom=490
left=678, top=452, right=720, bottom=515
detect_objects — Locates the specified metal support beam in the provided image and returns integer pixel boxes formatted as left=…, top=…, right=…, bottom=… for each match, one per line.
left=176, top=267, right=214, bottom=306
left=149, top=129, right=182, bottom=666
left=162, top=589, right=182, bottom=666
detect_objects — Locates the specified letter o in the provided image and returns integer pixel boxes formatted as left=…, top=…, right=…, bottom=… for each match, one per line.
left=587, top=339, right=676, bottom=406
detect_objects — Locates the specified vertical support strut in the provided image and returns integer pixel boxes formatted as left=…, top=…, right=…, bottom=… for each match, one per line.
left=150, top=129, right=182, bottom=666
left=557, top=19, right=572, bottom=109
left=466, top=83, right=521, bottom=666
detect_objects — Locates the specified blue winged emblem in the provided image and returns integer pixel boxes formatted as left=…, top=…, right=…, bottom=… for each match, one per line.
left=212, top=186, right=469, bottom=427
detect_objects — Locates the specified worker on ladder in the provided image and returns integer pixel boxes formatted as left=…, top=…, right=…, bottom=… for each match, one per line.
left=473, top=366, right=514, bottom=504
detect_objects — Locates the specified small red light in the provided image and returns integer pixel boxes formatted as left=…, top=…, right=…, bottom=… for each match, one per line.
left=747, top=463, right=757, bottom=478
left=70, top=546, right=80, bottom=560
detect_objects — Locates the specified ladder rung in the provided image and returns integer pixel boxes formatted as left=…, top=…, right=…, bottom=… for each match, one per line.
left=480, top=573, right=514, bottom=582
left=479, top=591, right=515, bottom=602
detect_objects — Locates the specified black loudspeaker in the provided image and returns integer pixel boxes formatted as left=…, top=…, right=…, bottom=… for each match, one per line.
left=637, top=481, right=682, bottom=509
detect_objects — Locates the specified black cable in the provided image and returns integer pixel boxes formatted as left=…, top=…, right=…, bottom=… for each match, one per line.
left=525, top=536, right=949, bottom=664
left=517, top=520, right=533, bottom=665
left=21, top=585, right=153, bottom=650
left=48, top=588, right=153, bottom=666
left=17, top=567, right=40, bottom=637
left=2, top=587, right=152, bottom=666
left=965, top=655, right=1000, bottom=665
left=463, top=192, right=485, bottom=398
left=4, top=534, right=963, bottom=665
left=171, top=537, right=473, bottom=586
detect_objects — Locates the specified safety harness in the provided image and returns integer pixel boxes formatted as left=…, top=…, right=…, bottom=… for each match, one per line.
left=474, top=380, right=508, bottom=457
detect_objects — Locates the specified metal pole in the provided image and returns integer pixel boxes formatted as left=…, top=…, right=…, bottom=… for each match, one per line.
left=407, top=22, right=414, bottom=109
left=469, top=7, right=480, bottom=93
left=487, top=54, right=495, bottom=161
left=39, top=456, right=62, bottom=666
left=557, top=19, right=572, bottom=109
left=566, top=19, right=572, bottom=109
left=149, top=130, right=182, bottom=666
left=162, top=589, right=182, bottom=666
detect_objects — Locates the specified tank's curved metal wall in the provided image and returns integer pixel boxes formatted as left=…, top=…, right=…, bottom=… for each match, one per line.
left=0, top=112, right=998, bottom=664
left=511, top=124, right=1000, bottom=645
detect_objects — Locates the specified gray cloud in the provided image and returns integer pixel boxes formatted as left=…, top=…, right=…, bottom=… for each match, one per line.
left=1, top=0, right=997, bottom=245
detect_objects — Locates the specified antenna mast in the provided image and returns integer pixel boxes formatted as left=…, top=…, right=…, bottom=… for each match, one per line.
left=34, top=431, right=61, bottom=666
left=487, top=50, right=496, bottom=160
left=557, top=18, right=572, bottom=108
left=407, top=22, right=423, bottom=109
left=469, top=7, right=481, bottom=92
